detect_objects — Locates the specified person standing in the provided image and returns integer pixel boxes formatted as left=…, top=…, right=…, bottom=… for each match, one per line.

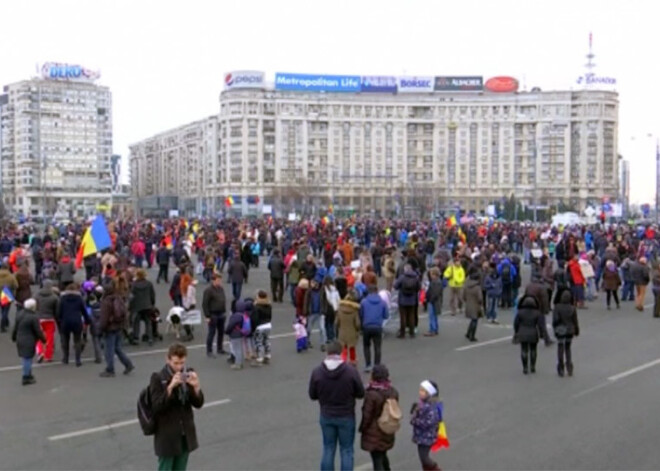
left=359, top=364, right=399, bottom=471
left=227, top=255, right=248, bottom=300
left=483, top=264, right=503, bottom=324
left=336, top=291, right=362, bottom=366
left=410, top=380, right=441, bottom=471
left=202, top=274, right=227, bottom=357
left=309, top=340, right=365, bottom=471
left=57, top=282, right=89, bottom=367
left=35, top=279, right=59, bottom=363
left=601, top=260, right=621, bottom=310
left=156, top=243, right=171, bottom=284
left=359, top=284, right=388, bottom=373
left=513, top=295, right=548, bottom=375
left=99, top=279, right=135, bottom=377
left=394, top=264, right=420, bottom=338
left=130, top=269, right=156, bottom=346
left=150, top=343, right=204, bottom=471
left=382, top=250, right=397, bottom=293
left=463, top=266, right=483, bottom=342
left=15, top=261, right=33, bottom=309
left=253, top=290, right=273, bottom=364
left=631, top=256, right=651, bottom=312
left=268, top=249, right=285, bottom=303
left=12, top=299, right=46, bottom=386
left=425, top=267, right=444, bottom=337
left=55, top=252, right=76, bottom=292
left=443, top=258, right=465, bottom=316
left=0, top=263, right=18, bottom=333
left=552, top=288, right=580, bottom=377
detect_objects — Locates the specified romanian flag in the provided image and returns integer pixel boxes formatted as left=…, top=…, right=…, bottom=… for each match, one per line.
left=225, top=196, right=235, bottom=207
left=431, top=402, right=450, bottom=452
left=458, top=227, right=467, bottom=244
left=0, top=287, right=14, bottom=306
left=75, top=215, right=112, bottom=269
left=322, top=216, right=330, bottom=225
left=182, top=219, right=189, bottom=229
left=446, top=215, right=457, bottom=228
left=163, top=235, right=175, bottom=250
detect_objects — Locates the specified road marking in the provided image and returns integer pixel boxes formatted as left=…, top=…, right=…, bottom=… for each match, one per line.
left=607, top=357, right=660, bottom=382
left=572, top=381, right=611, bottom=399
left=455, top=335, right=511, bottom=351
left=48, top=398, right=231, bottom=442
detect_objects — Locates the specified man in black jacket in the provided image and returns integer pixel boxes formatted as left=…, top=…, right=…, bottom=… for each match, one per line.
left=156, top=244, right=170, bottom=284
left=268, top=249, right=285, bottom=303
left=202, top=274, right=227, bottom=357
left=150, top=343, right=204, bottom=471
left=309, top=341, right=365, bottom=471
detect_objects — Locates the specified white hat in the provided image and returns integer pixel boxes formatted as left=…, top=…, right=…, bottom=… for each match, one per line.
left=420, top=380, right=438, bottom=397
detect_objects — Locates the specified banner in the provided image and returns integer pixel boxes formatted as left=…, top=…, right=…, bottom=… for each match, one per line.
left=434, top=76, right=483, bottom=91
left=275, top=73, right=361, bottom=92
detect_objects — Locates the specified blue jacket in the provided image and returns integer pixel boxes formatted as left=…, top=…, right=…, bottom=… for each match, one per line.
left=497, top=259, right=517, bottom=284
left=411, top=399, right=441, bottom=446
left=57, top=291, right=89, bottom=327
left=484, top=273, right=503, bottom=297
left=251, top=242, right=261, bottom=256
left=359, top=293, right=388, bottom=330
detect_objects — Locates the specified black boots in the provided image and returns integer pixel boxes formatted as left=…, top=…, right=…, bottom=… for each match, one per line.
left=521, top=351, right=529, bottom=374
left=21, top=375, right=36, bottom=386
left=557, top=364, right=565, bottom=377
left=567, top=363, right=574, bottom=377
left=465, top=322, right=478, bottom=342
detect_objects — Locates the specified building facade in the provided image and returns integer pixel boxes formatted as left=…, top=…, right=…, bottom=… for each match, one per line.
left=0, top=64, right=112, bottom=219
left=130, top=74, right=619, bottom=217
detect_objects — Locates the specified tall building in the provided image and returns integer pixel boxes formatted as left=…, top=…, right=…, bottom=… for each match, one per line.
left=130, top=72, right=620, bottom=217
left=0, top=63, right=113, bottom=219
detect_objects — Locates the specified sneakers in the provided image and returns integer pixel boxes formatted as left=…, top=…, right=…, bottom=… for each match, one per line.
left=364, top=365, right=372, bottom=373
left=207, top=352, right=217, bottom=359
left=230, top=364, right=243, bottom=370
left=100, top=371, right=116, bottom=378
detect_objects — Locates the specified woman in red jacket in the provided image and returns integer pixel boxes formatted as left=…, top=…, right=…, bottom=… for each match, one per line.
left=566, top=255, right=586, bottom=309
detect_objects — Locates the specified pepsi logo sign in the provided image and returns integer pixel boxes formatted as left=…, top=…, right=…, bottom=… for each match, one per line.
left=223, top=71, right=265, bottom=90
left=484, top=76, right=519, bottom=93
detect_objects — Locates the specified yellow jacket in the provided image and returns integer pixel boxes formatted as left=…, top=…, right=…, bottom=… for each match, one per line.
left=443, top=264, right=466, bottom=288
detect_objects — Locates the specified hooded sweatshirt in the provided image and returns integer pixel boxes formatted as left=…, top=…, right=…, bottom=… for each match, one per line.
left=359, top=293, right=388, bottom=330
left=308, top=356, right=365, bottom=418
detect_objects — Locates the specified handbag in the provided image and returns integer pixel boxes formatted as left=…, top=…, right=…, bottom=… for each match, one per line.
left=554, top=324, right=568, bottom=337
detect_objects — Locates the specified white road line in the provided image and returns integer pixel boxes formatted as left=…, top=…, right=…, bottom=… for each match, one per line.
left=48, top=398, right=231, bottom=442
left=607, top=357, right=660, bottom=382
left=455, top=335, right=511, bottom=351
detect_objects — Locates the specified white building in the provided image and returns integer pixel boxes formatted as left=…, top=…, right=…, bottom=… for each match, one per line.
left=130, top=73, right=619, bottom=217
left=0, top=63, right=113, bottom=219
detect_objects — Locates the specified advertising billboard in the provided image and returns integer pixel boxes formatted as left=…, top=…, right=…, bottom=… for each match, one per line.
left=224, top=71, right=265, bottom=90
left=41, top=62, right=100, bottom=82
left=361, top=76, right=397, bottom=93
left=397, top=76, right=434, bottom=93
left=484, top=76, right=519, bottom=93
left=434, top=76, right=483, bottom=91
left=275, top=73, right=361, bottom=92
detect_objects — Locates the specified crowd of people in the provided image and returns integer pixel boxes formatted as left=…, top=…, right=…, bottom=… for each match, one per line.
left=2, top=215, right=660, bottom=469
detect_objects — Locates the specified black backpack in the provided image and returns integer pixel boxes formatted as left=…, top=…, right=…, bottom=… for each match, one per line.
left=137, top=372, right=167, bottom=436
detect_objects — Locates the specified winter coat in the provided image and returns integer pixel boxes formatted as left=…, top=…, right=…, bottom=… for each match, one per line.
left=484, top=273, right=503, bottom=298
left=336, top=299, right=361, bottom=347
left=35, top=286, right=59, bottom=320
left=268, top=255, right=285, bottom=279
left=149, top=365, right=204, bottom=458
left=253, top=299, right=272, bottom=327
left=523, top=281, right=550, bottom=316
left=100, top=293, right=127, bottom=332
left=393, top=271, right=420, bottom=307
left=0, top=268, right=18, bottom=294
left=631, top=262, right=651, bottom=286
left=130, top=279, right=156, bottom=314
left=567, top=260, right=586, bottom=286
left=463, top=275, right=483, bottom=320
left=602, top=268, right=622, bottom=291
left=156, top=247, right=170, bottom=265
left=224, top=301, right=248, bottom=339
left=514, top=295, right=546, bottom=344
left=359, top=293, right=388, bottom=330
left=12, top=309, right=46, bottom=358
left=228, top=259, right=247, bottom=284
left=309, top=358, right=365, bottom=418
left=552, top=289, right=580, bottom=338
left=411, top=399, right=440, bottom=446
left=359, top=386, right=400, bottom=452
left=201, top=285, right=226, bottom=317
left=426, top=279, right=444, bottom=313
left=56, top=259, right=76, bottom=286
left=57, top=291, right=89, bottom=327
left=15, top=269, right=32, bottom=304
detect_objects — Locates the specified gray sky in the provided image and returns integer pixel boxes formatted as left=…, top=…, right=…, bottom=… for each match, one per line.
left=2, top=0, right=657, bottom=204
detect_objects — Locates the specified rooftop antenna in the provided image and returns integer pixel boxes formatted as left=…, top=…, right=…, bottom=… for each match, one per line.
left=582, top=32, right=596, bottom=89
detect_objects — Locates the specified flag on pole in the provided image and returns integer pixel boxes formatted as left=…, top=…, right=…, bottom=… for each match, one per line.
left=0, top=287, right=14, bottom=306
left=225, top=196, right=235, bottom=207
left=75, top=215, right=112, bottom=269
left=446, top=215, right=457, bottom=228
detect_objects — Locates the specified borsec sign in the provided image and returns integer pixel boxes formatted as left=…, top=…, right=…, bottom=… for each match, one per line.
left=224, top=71, right=265, bottom=90
left=397, top=76, right=434, bottom=93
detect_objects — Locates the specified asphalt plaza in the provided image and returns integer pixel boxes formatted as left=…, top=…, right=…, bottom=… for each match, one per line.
left=1, top=260, right=660, bottom=470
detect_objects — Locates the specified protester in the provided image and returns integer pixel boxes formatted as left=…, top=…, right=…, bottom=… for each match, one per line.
left=252, top=290, right=273, bottom=364
left=268, top=249, right=285, bottom=303
left=631, top=256, right=651, bottom=311
left=394, top=264, right=420, bottom=338
left=309, top=340, right=365, bottom=471
left=336, top=290, right=362, bottom=366
left=12, top=299, right=46, bottom=386
left=57, top=282, right=89, bottom=367
left=601, top=260, right=622, bottom=310
left=359, top=364, right=399, bottom=471
left=149, top=343, right=204, bottom=471
left=130, top=269, right=156, bottom=346
left=359, top=284, right=388, bottom=373
left=463, top=266, right=483, bottom=342
left=35, top=279, right=59, bottom=363
left=552, top=288, right=580, bottom=377
left=99, top=279, right=135, bottom=377
left=444, top=258, right=465, bottom=316
left=202, top=274, right=227, bottom=357
left=425, top=267, right=443, bottom=336
left=513, top=295, right=548, bottom=375
left=411, top=380, right=441, bottom=471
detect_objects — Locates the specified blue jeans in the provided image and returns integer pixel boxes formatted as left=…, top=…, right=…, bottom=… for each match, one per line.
left=307, top=313, right=327, bottom=345
left=289, top=283, right=297, bottom=306
left=232, top=282, right=243, bottom=300
left=487, top=296, right=498, bottom=320
left=0, top=304, right=10, bottom=330
left=428, top=304, right=438, bottom=334
left=21, top=357, right=33, bottom=377
left=319, top=415, right=355, bottom=471
left=622, top=281, right=634, bottom=301
left=104, top=330, right=133, bottom=374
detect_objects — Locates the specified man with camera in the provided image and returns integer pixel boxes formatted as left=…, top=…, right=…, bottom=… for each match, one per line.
left=149, top=343, right=204, bottom=471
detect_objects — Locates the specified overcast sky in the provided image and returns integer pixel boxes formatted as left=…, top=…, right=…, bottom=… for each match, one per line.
left=2, top=0, right=658, bottom=204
